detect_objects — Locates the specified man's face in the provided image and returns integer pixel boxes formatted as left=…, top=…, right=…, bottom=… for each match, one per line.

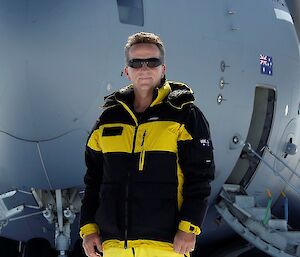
left=124, top=43, right=166, bottom=91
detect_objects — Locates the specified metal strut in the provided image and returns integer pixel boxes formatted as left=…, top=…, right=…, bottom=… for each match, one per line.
left=245, top=143, right=300, bottom=196
left=0, top=189, right=41, bottom=231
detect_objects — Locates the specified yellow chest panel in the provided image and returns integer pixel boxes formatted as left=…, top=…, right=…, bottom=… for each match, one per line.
left=98, top=121, right=182, bottom=154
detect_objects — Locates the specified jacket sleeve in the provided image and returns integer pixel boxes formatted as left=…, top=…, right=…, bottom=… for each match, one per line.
left=177, top=104, right=215, bottom=230
left=80, top=120, right=103, bottom=228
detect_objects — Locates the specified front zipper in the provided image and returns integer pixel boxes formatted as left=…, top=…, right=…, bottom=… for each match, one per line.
left=117, top=87, right=170, bottom=248
left=132, top=126, right=139, bottom=153
left=124, top=125, right=139, bottom=249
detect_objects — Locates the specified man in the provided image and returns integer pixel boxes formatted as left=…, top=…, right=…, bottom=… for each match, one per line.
left=80, top=32, right=215, bottom=257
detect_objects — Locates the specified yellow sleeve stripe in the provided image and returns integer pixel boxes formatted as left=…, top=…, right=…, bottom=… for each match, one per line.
left=176, top=161, right=184, bottom=210
left=87, top=129, right=102, bottom=151
left=178, top=220, right=201, bottom=235
left=79, top=223, right=100, bottom=238
left=178, top=125, right=193, bottom=141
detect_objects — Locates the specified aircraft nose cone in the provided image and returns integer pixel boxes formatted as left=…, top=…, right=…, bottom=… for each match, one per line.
left=0, top=1, right=105, bottom=141
left=0, top=60, right=96, bottom=140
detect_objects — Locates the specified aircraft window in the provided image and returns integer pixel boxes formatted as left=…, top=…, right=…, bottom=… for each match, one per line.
left=117, top=0, right=144, bottom=26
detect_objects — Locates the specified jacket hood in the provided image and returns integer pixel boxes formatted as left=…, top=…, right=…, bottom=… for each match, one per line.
left=103, top=80, right=194, bottom=110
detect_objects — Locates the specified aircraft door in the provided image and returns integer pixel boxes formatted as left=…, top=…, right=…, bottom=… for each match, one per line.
left=226, top=86, right=276, bottom=187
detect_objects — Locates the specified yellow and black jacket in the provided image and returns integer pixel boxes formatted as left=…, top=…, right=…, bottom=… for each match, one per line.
left=80, top=80, right=214, bottom=248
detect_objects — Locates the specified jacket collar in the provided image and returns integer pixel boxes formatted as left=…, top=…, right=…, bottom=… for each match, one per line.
left=150, top=81, right=171, bottom=107
left=103, top=80, right=194, bottom=110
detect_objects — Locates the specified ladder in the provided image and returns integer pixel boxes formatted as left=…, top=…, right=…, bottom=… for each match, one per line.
left=216, top=184, right=300, bottom=257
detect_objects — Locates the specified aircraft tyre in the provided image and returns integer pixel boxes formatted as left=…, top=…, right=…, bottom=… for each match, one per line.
left=22, top=238, right=53, bottom=257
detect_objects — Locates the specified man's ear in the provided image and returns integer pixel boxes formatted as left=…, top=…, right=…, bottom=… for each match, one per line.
left=162, top=64, right=167, bottom=78
left=124, top=66, right=130, bottom=79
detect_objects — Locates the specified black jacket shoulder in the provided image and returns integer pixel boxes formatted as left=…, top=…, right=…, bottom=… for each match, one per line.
left=166, top=81, right=195, bottom=109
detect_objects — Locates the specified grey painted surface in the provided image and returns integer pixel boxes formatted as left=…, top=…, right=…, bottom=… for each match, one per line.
left=0, top=0, right=299, bottom=254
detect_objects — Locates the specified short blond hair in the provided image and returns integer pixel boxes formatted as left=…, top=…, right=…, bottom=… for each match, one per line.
left=124, top=32, right=165, bottom=64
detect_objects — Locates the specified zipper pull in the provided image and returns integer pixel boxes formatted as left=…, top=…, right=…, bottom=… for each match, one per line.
left=141, top=130, right=146, bottom=146
left=139, top=130, right=147, bottom=171
left=139, top=150, right=146, bottom=171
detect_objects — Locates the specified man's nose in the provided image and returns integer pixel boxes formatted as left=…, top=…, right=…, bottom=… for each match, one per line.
left=141, top=62, right=149, bottom=69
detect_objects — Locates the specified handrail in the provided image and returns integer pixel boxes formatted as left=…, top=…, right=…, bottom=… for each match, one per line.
left=264, top=145, right=300, bottom=180
left=245, top=143, right=300, bottom=196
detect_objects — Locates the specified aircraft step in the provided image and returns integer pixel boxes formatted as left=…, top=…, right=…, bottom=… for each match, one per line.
left=215, top=184, right=300, bottom=257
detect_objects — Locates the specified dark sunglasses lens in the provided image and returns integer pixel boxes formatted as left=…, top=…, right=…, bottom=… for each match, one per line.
left=128, top=58, right=161, bottom=68
left=147, top=58, right=162, bottom=67
left=130, top=60, right=143, bottom=68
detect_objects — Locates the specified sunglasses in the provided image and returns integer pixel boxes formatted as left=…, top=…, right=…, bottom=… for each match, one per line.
left=127, top=58, right=162, bottom=68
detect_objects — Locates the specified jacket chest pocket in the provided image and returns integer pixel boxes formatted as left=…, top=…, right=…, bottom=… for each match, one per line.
left=99, top=125, right=134, bottom=154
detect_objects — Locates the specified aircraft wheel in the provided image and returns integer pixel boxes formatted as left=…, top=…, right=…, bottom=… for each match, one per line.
left=22, top=238, right=53, bottom=257
left=0, top=237, right=20, bottom=257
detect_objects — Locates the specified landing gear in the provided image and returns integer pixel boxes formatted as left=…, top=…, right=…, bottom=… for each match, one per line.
left=37, top=188, right=82, bottom=257
left=0, top=237, right=21, bottom=257
left=0, top=187, right=82, bottom=257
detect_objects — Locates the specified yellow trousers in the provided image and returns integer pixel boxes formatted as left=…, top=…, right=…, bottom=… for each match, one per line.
left=103, top=247, right=189, bottom=257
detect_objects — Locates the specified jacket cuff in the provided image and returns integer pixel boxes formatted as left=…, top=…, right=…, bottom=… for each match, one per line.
left=79, top=223, right=100, bottom=238
left=178, top=220, right=201, bottom=235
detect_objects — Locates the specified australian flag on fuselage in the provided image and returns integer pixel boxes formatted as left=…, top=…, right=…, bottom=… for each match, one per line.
left=260, top=54, right=273, bottom=76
